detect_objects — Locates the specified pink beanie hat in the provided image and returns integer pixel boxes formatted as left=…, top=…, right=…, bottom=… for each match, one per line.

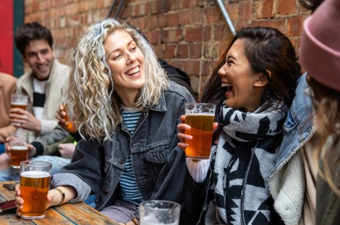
left=299, top=0, right=340, bottom=92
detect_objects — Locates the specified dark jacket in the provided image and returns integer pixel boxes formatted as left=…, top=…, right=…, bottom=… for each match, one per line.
left=315, top=138, right=340, bottom=225
left=51, top=82, right=198, bottom=224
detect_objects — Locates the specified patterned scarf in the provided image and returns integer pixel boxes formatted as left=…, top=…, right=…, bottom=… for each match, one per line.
left=201, top=100, right=287, bottom=225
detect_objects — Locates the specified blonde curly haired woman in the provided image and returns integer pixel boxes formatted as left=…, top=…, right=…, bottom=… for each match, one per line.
left=15, top=18, right=195, bottom=225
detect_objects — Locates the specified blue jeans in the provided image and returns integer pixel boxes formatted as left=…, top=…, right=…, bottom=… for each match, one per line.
left=0, top=155, right=71, bottom=181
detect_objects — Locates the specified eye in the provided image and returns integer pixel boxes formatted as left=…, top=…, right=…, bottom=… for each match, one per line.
left=112, top=54, right=122, bottom=60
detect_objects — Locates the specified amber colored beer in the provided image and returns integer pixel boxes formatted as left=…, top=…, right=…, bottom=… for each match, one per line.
left=10, top=102, right=27, bottom=111
left=20, top=171, right=51, bottom=219
left=10, top=146, right=29, bottom=168
left=185, top=114, right=214, bottom=159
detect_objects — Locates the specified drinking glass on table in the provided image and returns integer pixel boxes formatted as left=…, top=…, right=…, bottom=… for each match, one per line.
left=9, top=130, right=29, bottom=169
left=184, top=103, right=216, bottom=159
left=20, top=160, right=52, bottom=219
left=139, top=200, right=181, bottom=225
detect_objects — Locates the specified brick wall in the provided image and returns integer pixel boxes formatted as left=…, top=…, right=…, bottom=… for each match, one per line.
left=23, top=0, right=311, bottom=96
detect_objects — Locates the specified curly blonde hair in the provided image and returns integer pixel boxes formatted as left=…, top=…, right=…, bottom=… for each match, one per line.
left=66, top=18, right=169, bottom=141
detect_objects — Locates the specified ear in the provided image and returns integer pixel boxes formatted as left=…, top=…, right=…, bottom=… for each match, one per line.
left=254, top=70, right=271, bottom=87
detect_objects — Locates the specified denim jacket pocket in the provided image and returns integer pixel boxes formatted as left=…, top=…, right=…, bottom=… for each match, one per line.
left=144, top=142, right=172, bottom=180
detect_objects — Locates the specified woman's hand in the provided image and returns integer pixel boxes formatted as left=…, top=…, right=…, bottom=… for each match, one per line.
left=177, top=115, right=219, bottom=149
left=177, top=115, right=192, bottom=150
left=56, top=105, right=78, bottom=133
left=15, top=184, right=59, bottom=216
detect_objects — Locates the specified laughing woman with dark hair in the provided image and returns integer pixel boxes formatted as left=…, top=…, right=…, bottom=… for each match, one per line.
left=178, top=27, right=301, bottom=225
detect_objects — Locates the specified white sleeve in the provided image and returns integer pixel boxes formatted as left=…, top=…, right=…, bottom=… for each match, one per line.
left=186, top=158, right=210, bottom=183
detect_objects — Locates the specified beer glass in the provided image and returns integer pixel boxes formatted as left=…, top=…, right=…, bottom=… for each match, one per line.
left=9, top=130, right=29, bottom=169
left=185, top=103, right=216, bottom=159
left=20, top=160, right=52, bottom=219
left=139, top=200, right=181, bottom=225
left=10, top=94, right=28, bottom=111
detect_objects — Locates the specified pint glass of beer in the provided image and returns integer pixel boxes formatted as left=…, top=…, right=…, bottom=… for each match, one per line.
left=9, top=131, right=29, bottom=169
left=20, top=160, right=52, bottom=219
left=10, top=94, right=28, bottom=111
left=185, top=103, right=216, bottom=159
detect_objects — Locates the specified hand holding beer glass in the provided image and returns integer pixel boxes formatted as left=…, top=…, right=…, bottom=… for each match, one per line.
left=8, top=131, right=29, bottom=169
left=19, top=161, right=52, bottom=219
left=184, top=103, right=216, bottom=159
left=10, top=94, right=28, bottom=126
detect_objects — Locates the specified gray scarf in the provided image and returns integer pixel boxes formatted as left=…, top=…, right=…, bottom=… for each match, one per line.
left=202, top=100, right=287, bottom=225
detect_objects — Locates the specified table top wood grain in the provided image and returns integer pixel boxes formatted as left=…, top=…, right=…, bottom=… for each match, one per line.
left=0, top=181, right=120, bottom=225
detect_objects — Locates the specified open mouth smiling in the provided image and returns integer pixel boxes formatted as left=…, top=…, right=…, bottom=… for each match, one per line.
left=126, top=66, right=140, bottom=75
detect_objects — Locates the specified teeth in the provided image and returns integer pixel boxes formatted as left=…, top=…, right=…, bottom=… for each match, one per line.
left=221, top=83, right=232, bottom=87
left=126, top=67, right=140, bottom=75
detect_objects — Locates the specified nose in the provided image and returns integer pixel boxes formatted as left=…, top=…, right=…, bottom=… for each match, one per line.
left=36, top=53, right=45, bottom=63
left=126, top=52, right=136, bottom=65
left=218, top=65, right=227, bottom=77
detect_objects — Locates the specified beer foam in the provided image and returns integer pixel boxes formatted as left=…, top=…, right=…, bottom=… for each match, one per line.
left=185, top=113, right=214, bottom=116
left=21, top=171, right=50, bottom=178
left=11, top=146, right=28, bottom=151
left=11, top=102, right=27, bottom=105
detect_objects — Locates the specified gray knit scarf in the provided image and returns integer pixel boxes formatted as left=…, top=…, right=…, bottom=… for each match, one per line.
left=201, top=100, right=287, bottom=225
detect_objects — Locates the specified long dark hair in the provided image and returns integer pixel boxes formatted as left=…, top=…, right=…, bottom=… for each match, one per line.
left=200, top=26, right=301, bottom=112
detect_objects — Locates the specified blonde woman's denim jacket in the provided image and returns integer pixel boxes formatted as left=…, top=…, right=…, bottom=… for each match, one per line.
left=51, top=82, right=197, bottom=224
left=268, top=73, right=314, bottom=225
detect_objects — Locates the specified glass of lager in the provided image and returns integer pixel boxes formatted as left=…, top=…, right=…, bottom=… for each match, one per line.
left=10, top=94, right=28, bottom=126
left=10, top=94, right=28, bottom=111
left=185, top=103, right=216, bottom=159
left=9, top=130, right=29, bottom=169
left=20, top=161, right=52, bottom=219
left=139, top=200, right=181, bottom=225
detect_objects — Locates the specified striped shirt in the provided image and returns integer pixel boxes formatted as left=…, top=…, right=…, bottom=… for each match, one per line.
left=119, top=106, right=143, bottom=206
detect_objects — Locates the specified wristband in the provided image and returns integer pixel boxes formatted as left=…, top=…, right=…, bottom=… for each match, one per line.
left=55, top=188, right=65, bottom=206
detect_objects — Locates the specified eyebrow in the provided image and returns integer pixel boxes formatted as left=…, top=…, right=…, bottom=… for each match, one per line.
left=107, top=39, right=135, bottom=59
left=226, top=55, right=236, bottom=61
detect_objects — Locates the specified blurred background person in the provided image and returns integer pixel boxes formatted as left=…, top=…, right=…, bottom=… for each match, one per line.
left=299, top=0, right=340, bottom=224
left=0, top=71, right=17, bottom=169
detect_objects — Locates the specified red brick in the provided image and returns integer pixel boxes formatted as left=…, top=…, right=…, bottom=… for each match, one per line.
left=251, top=19, right=286, bottom=34
left=185, top=27, right=203, bottom=42
left=256, top=0, right=274, bottom=19
left=225, top=3, right=238, bottom=21
left=214, top=24, right=228, bottom=41
left=191, top=7, right=204, bottom=25
left=205, top=6, right=221, bottom=23
left=178, top=10, right=191, bottom=26
left=177, top=44, right=189, bottom=58
left=153, top=45, right=163, bottom=58
left=202, top=60, right=214, bottom=77
left=145, top=15, right=157, bottom=30
left=287, top=16, right=304, bottom=37
left=183, top=60, right=201, bottom=75
left=167, top=13, right=179, bottom=27
left=203, top=25, right=212, bottom=42
left=157, top=14, right=167, bottom=28
left=278, top=0, right=297, bottom=15
left=143, top=30, right=160, bottom=44
left=239, top=1, right=253, bottom=20
left=162, top=29, right=183, bottom=43
left=163, top=45, right=176, bottom=59
left=190, top=43, right=202, bottom=59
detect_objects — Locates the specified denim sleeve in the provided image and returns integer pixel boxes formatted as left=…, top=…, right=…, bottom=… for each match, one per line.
left=51, top=172, right=91, bottom=203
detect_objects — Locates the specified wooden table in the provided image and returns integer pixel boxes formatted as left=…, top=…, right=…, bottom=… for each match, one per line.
left=0, top=181, right=120, bottom=225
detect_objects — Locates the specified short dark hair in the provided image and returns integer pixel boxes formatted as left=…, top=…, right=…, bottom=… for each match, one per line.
left=201, top=27, right=301, bottom=108
left=14, top=22, right=53, bottom=55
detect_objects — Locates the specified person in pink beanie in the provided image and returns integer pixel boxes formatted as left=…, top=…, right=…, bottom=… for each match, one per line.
left=299, top=0, right=340, bottom=224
